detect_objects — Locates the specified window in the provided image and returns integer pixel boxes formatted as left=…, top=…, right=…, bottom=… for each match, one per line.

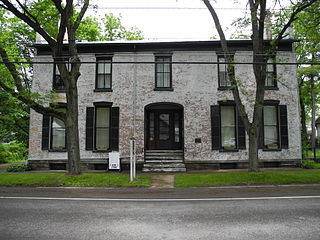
left=260, top=102, right=289, bottom=150
left=265, top=57, right=277, bottom=89
left=218, top=55, right=233, bottom=89
left=95, top=107, right=110, bottom=150
left=211, top=102, right=246, bottom=151
left=155, top=56, right=172, bottom=90
left=85, top=103, right=120, bottom=152
left=53, top=59, right=70, bottom=91
left=96, top=58, right=112, bottom=91
left=220, top=106, right=236, bottom=150
left=41, top=105, right=66, bottom=151
left=51, top=114, right=66, bottom=150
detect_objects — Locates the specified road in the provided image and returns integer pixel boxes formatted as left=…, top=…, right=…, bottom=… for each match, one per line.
left=0, top=185, right=320, bottom=240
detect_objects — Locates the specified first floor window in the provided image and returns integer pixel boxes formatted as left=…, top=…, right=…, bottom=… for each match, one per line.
left=95, top=107, right=110, bottom=150
left=211, top=103, right=246, bottom=151
left=220, top=105, right=236, bottom=150
left=85, top=103, right=119, bottom=151
left=263, top=105, right=279, bottom=149
left=51, top=116, right=66, bottom=150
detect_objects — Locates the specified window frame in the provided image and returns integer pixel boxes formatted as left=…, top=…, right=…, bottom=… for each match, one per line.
left=93, top=102, right=112, bottom=152
left=265, top=56, right=278, bottom=90
left=217, top=54, right=234, bottom=90
left=95, top=57, right=113, bottom=92
left=154, top=55, right=173, bottom=91
left=219, top=103, right=238, bottom=151
left=262, top=101, right=281, bottom=151
left=49, top=105, right=67, bottom=152
left=53, top=58, right=70, bottom=92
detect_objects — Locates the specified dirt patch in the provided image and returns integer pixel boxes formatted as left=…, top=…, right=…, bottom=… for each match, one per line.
left=151, top=175, right=175, bottom=188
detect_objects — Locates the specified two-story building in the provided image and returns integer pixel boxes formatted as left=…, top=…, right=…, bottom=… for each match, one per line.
left=28, top=40, right=301, bottom=171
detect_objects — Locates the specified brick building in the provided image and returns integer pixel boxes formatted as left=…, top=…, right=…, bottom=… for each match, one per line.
left=28, top=40, right=301, bottom=171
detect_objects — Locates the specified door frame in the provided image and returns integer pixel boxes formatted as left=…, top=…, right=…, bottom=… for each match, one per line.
left=144, top=102, right=184, bottom=150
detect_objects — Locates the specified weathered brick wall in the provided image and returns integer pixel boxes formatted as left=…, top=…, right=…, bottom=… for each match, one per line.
left=29, top=49, right=301, bottom=166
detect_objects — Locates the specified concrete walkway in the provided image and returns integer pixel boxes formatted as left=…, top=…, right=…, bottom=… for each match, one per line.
left=150, top=174, right=175, bottom=188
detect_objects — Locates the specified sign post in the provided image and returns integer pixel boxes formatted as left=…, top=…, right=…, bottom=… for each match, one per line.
left=109, top=152, right=120, bottom=171
left=130, top=137, right=136, bottom=182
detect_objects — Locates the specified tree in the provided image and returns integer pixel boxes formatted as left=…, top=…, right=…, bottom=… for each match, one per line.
left=203, top=0, right=318, bottom=171
left=101, top=13, right=143, bottom=41
left=0, top=0, right=90, bottom=174
left=291, top=2, right=320, bottom=157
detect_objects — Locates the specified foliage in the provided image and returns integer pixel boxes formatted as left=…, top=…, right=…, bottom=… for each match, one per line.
left=0, top=173, right=151, bottom=187
left=300, top=160, right=320, bottom=169
left=6, top=164, right=32, bottom=172
left=76, top=16, right=102, bottom=41
left=175, top=171, right=320, bottom=187
left=0, top=141, right=28, bottom=164
left=101, top=13, right=143, bottom=41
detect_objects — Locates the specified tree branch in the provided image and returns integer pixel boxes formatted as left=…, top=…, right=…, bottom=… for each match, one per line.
left=0, top=0, right=57, bottom=47
left=72, top=0, right=89, bottom=31
left=274, top=0, right=318, bottom=44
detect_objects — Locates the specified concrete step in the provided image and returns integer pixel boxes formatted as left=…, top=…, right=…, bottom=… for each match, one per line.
left=145, top=159, right=184, bottom=164
left=145, top=150, right=183, bottom=153
left=145, top=152, right=183, bottom=157
left=145, top=156, right=184, bottom=160
left=142, top=167, right=186, bottom=173
left=143, top=163, right=186, bottom=168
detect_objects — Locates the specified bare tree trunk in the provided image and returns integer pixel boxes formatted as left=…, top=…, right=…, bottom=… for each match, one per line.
left=65, top=80, right=81, bottom=174
left=248, top=128, right=259, bottom=171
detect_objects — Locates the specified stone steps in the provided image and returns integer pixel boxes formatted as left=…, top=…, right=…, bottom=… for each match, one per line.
left=143, top=150, right=186, bottom=173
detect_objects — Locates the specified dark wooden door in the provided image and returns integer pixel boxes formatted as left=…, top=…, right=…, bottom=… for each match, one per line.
left=147, top=110, right=182, bottom=150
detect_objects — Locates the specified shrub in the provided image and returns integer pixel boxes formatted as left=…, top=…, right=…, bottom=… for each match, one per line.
left=6, top=164, right=32, bottom=172
left=0, top=141, right=28, bottom=164
left=301, top=160, right=320, bottom=169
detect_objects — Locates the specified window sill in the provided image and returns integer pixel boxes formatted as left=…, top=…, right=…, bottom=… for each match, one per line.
left=265, top=86, right=279, bottom=90
left=154, top=87, right=174, bottom=91
left=48, top=149, right=67, bottom=152
left=53, top=90, right=66, bottom=93
left=94, top=89, right=113, bottom=92
left=262, top=148, right=282, bottom=152
left=219, top=149, right=239, bottom=152
left=92, top=149, right=112, bottom=153
left=218, top=87, right=232, bottom=91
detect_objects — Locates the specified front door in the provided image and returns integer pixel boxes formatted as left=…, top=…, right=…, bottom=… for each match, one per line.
left=147, top=110, right=182, bottom=150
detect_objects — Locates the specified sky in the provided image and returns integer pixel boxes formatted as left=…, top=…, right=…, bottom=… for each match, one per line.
left=87, top=0, right=249, bottom=41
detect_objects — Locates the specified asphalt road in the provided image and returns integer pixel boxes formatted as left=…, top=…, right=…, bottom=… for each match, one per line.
left=0, top=186, right=320, bottom=240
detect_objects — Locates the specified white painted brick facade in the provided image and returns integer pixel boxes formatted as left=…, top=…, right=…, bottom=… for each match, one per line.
left=28, top=41, right=301, bottom=168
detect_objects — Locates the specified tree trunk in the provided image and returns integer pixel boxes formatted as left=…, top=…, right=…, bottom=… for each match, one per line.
left=248, top=126, right=259, bottom=172
left=65, top=77, right=81, bottom=175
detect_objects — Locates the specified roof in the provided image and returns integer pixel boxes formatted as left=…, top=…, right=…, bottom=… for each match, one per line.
left=34, top=39, right=297, bottom=55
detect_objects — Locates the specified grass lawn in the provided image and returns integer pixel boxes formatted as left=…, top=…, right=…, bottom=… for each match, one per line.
left=175, top=171, right=320, bottom=187
left=0, top=173, right=151, bottom=187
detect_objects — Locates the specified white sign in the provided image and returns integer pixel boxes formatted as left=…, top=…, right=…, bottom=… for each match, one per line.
left=109, top=152, right=120, bottom=170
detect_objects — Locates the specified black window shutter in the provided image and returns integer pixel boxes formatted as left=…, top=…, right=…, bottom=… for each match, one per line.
left=41, top=115, right=50, bottom=150
left=237, top=112, right=246, bottom=149
left=85, top=107, right=94, bottom=150
left=279, top=105, right=289, bottom=149
left=211, top=106, right=220, bottom=150
left=110, top=107, right=120, bottom=151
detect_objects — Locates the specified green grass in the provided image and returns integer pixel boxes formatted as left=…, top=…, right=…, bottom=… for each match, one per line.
left=305, top=149, right=320, bottom=158
left=175, top=171, right=320, bottom=187
left=0, top=173, right=151, bottom=187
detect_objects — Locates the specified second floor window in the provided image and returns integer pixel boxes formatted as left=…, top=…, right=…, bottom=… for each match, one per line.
left=53, top=61, right=70, bottom=91
left=265, top=58, right=277, bottom=88
left=96, top=58, right=112, bottom=90
left=218, top=55, right=233, bottom=89
left=155, top=56, right=172, bottom=89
